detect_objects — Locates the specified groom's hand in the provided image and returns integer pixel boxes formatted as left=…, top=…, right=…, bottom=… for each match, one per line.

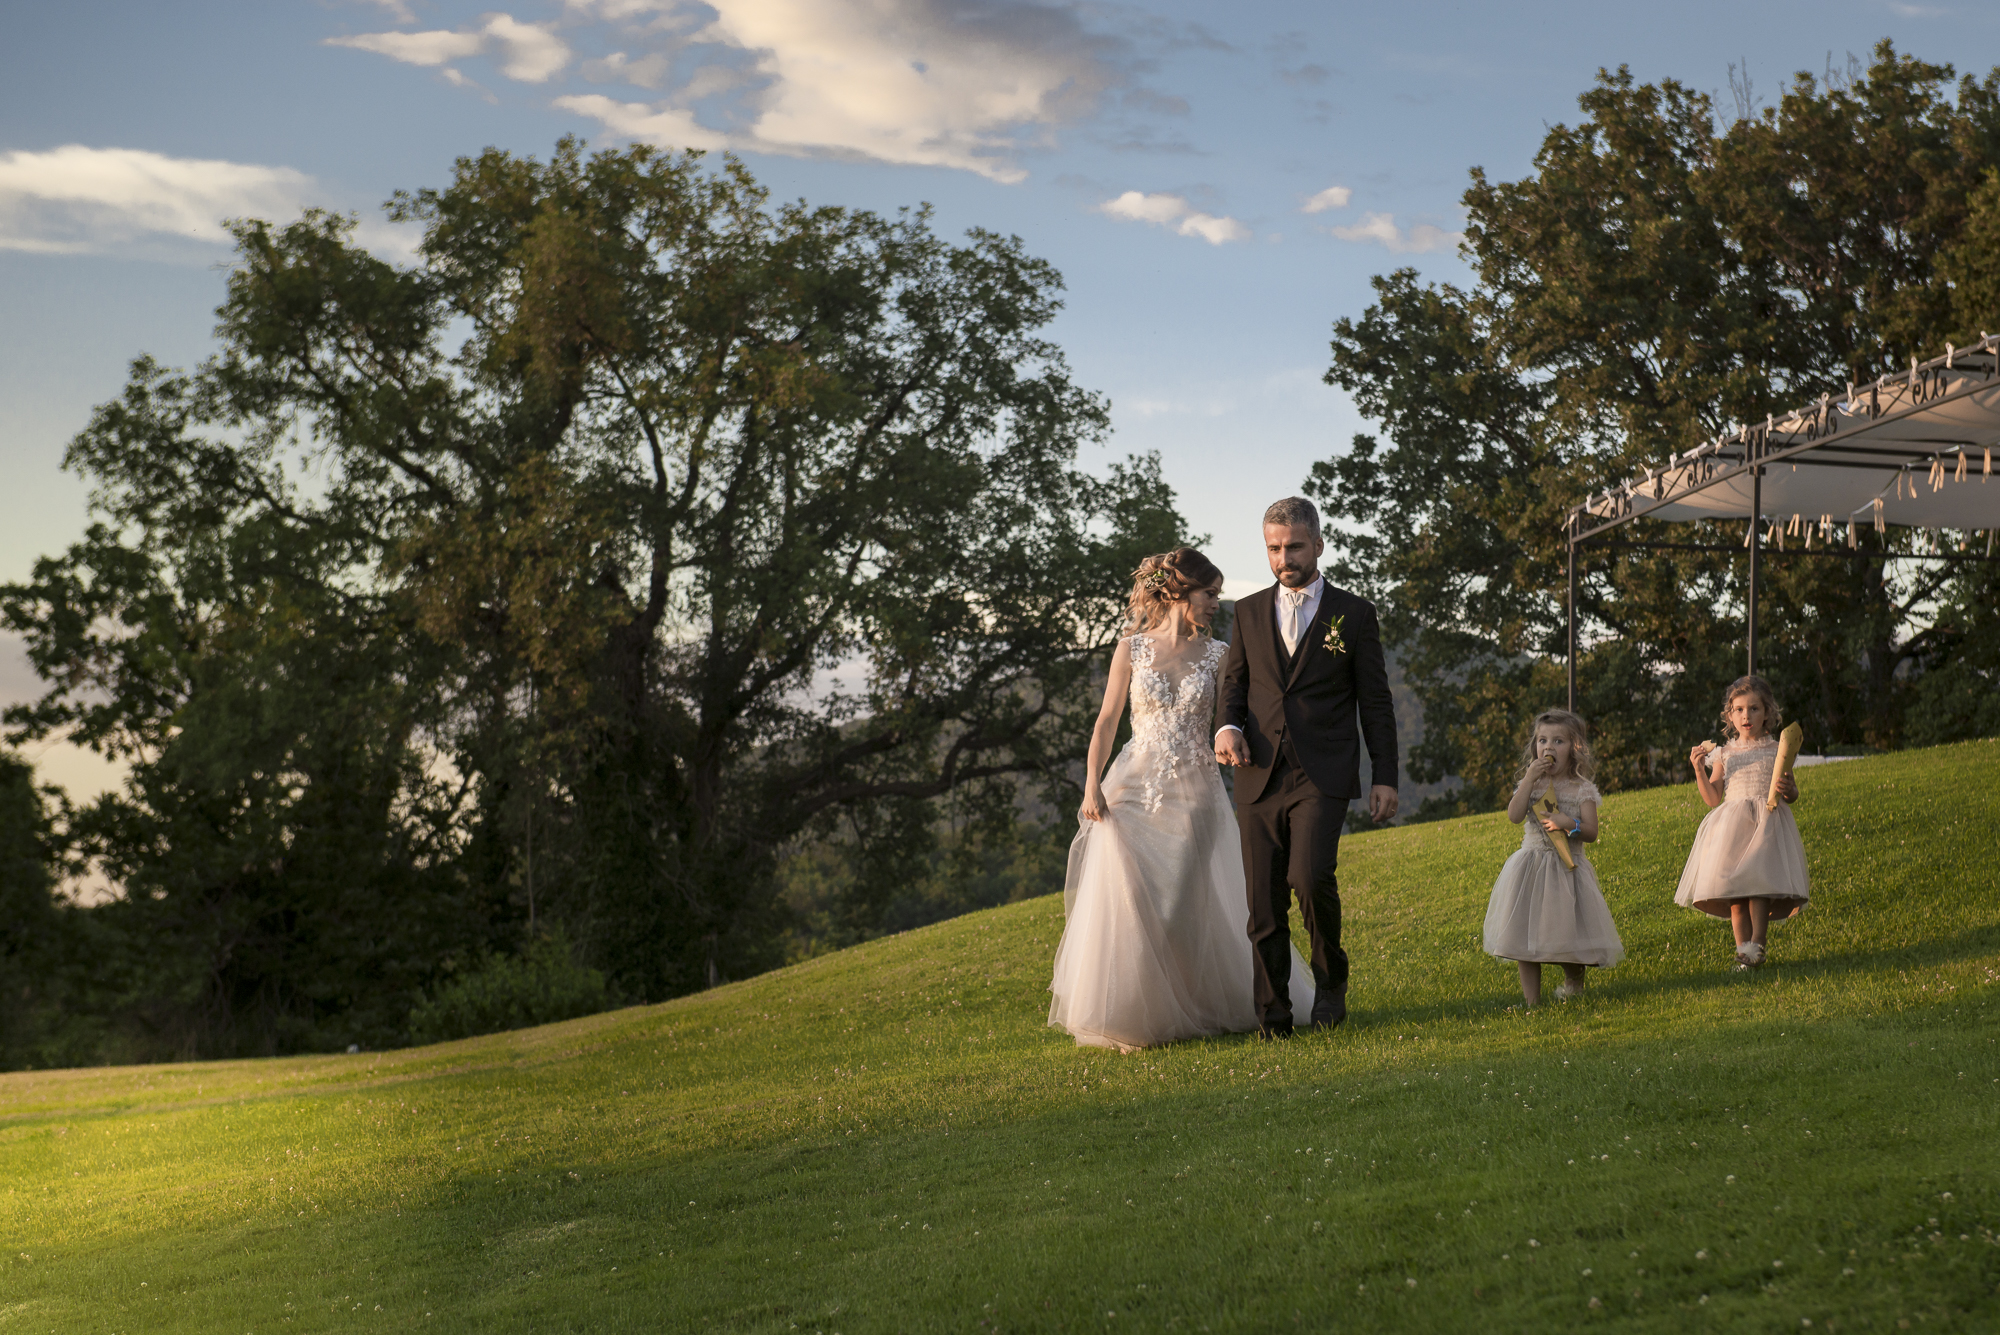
left=1368, top=784, right=1399, bottom=824
left=1215, top=730, right=1251, bottom=767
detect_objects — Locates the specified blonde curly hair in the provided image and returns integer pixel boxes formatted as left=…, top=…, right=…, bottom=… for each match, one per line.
left=1719, top=675, right=1782, bottom=740
left=1515, top=708, right=1597, bottom=783
left=1125, top=547, right=1224, bottom=631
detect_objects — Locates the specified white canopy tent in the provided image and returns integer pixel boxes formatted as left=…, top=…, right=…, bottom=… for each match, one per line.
left=1564, top=334, right=2000, bottom=709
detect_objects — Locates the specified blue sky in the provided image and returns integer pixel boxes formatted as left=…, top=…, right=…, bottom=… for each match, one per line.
left=5, top=0, right=1998, bottom=797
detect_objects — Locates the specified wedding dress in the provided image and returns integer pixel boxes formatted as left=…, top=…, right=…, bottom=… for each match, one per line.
left=1049, top=633, right=1312, bottom=1051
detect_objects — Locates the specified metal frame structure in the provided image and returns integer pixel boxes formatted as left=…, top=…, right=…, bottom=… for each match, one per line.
left=1564, top=335, right=2000, bottom=710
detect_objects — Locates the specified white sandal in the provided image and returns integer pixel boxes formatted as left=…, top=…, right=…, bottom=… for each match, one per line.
left=1554, top=980, right=1586, bottom=1001
left=1734, top=941, right=1766, bottom=969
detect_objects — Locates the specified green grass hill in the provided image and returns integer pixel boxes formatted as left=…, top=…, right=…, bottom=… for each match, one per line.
left=4, top=740, right=1997, bottom=1331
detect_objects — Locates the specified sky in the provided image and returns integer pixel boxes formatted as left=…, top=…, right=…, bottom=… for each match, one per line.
left=6, top=0, right=1999, bottom=800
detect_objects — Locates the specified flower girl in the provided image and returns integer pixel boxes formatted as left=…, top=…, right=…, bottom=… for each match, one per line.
left=1674, top=675, right=1807, bottom=969
left=1483, top=709, right=1624, bottom=1006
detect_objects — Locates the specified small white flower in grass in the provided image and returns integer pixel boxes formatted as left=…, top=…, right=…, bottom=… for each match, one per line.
left=1528, top=1239, right=1539, bottom=1248
left=1582, top=1268, right=1592, bottom=1276
left=1588, top=1297, right=1601, bottom=1309
left=1405, top=1278, right=1416, bottom=1288
left=1696, top=1250, right=1708, bottom=1260
left=1700, top=1294, right=1709, bottom=1304
left=1501, top=1254, right=1510, bottom=1260
left=1726, top=1175, right=1736, bottom=1184
left=1773, top=1260, right=1783, bottom=1269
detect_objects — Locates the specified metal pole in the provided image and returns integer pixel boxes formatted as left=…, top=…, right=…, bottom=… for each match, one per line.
left=1747, top=464, right=1761, bottom=678
left=1566, top=519, right=1577, bottom=712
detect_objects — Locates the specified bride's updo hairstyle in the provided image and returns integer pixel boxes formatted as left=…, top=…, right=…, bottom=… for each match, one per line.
left=1125, top=546, right=1224, bottom=631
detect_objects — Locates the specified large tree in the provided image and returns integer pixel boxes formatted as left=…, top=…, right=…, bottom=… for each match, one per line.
left=1314, top=42, right=2000, bottom=814
left=2, top=140, right=1180, bottom=1056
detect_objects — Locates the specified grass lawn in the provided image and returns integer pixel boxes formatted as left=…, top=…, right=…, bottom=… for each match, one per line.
left=3, top=739, right=1997, bottom=1332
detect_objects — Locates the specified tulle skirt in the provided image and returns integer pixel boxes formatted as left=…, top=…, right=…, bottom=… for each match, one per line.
left=1674, top=797, right=1811, bottom=921
left=1049, top=743, right=1311, bottom=1050
left=1483, top=847, right=1625, bottom=967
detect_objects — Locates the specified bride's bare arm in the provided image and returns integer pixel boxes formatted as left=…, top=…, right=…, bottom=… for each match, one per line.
left=1079, top=639, right=1134, bottom=822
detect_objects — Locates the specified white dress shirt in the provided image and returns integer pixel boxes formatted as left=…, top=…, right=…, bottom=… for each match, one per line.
left=1216, top=575, right=1323, bottom=744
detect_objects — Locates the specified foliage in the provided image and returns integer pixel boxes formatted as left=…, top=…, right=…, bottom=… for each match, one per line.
left=4, top=740, right=1997, bottom=1330
left=405, top=928, right=611, bottom=1044
left=1315, top=43, right=2000, bottom=815
left=777, top=809, right=1070, bottom=956
left=0, top=139, right=1180, bottom=1059
left=0, top=753, right=71, bottom=1067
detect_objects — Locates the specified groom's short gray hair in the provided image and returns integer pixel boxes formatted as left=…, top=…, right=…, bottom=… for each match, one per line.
left=1262, top=496, right=1321, bottom=537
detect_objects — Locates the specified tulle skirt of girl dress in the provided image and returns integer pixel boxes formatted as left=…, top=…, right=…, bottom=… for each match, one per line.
left=1049, top=742, right=1312, bottom=1052
left=1674, top=797, right=1811, bottom=921
left=1483, top=846, right=1626, bottom=967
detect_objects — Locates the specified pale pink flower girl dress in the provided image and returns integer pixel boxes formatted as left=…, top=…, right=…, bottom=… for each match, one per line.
left=1482, top=776, right=1625, bottom=968
left=1674, top=735, right=1811, bottom=920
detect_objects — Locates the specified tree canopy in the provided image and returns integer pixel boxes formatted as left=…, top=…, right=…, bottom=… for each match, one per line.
left=2, top=140, right=1181, bottom=1060
left=1314, top=42, right=2000, bottom=814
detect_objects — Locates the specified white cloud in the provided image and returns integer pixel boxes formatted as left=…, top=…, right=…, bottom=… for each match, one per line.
left=1324, top=210, right=1460, bottom=254
left=1097, top=189, right=1248, bottom=244
left=327, top=13, right=573, bottom=84
left=483, top=13, right=573, bottom=82
left=560, top=0, right=1122, bottom=181
left=1301, top=184, right=1351, bottom=213
left=327, top=28, right=485, bottom=67
left=1177, top=211, right=1250, bottom=244
left=1100, top=189, right=1188, bottom=225
left=0, top=145, right=313, bottom=255
left=550, top=96, right=733, bottom=151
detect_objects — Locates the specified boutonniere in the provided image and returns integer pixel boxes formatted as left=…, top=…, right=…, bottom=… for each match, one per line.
left=1321, top=613, right=1347, bottom=656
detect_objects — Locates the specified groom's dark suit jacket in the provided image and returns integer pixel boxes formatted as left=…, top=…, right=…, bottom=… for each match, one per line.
left=1219, top=581, right=1399, bottom=806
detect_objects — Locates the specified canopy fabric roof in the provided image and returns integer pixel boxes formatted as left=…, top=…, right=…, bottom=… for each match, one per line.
left=1571, top=336, right=2000, bottom=541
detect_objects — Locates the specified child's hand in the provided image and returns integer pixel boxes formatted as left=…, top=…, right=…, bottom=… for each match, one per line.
left=1689, top=740, right=1717, bottom=773
left=1527, top=754, right=1555, bottom=780
left=1776, top=772, right=1798, bottom=803
left=1538, top=814, right=1566, bottom=836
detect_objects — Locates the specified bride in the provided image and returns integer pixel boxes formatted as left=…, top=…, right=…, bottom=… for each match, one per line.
left=1049, top=547, right=1311, bottom=1050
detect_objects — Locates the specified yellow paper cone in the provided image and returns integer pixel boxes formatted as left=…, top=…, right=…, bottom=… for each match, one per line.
left=1765, top=722, right=1804, bottom=811
left=1537, top=793, right=1577, bottom=869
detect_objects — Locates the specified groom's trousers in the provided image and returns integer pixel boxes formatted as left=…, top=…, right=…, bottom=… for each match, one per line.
left=1239, top=741, right=1349, bottom=1028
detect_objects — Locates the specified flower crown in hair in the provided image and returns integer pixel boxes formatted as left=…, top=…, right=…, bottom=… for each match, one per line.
left=1144, top=568, right=1174, bottom=591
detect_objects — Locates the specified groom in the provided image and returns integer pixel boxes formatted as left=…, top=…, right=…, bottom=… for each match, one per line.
left=1215, top=497, right=1398, bottom=1038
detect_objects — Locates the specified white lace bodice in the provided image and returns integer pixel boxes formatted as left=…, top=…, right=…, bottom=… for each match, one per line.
left=1519, top=776, right=1601, bottom=855
left=1710, top=736, right=1779, bottom=804
left=1126, top=634, right=1227, bottom=813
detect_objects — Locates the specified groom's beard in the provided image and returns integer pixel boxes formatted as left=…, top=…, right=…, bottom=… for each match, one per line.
left=1277, top=564, right=1316, bottom=587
